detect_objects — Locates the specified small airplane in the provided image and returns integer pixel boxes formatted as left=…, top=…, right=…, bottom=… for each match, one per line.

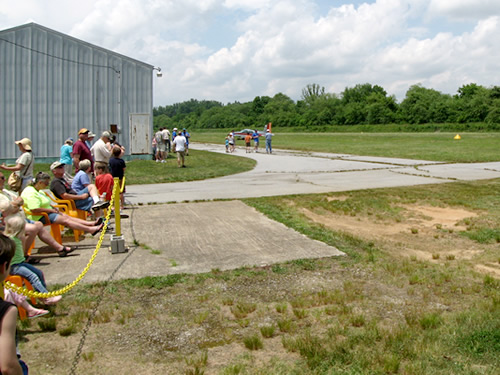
left=233, top=123, right=272, bottom=140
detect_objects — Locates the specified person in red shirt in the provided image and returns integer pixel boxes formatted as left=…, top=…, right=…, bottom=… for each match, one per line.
left=95, top=164, right=114, bottom=202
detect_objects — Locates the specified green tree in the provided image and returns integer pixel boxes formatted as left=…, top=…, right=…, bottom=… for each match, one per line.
left=453, top=84, right=490, bottom=123
left=399, top=85, right=450, bottom=124
left=301, top=83, right=326, bottom=106
left=262, top=93, right=297, bottom=127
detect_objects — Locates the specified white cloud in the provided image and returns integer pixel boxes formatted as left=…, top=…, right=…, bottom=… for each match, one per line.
left=2, top=0, right=500, bottom=105
left=429, top=0, right=500, bottom=20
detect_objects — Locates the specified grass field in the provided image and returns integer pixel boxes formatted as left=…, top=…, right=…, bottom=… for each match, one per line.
left=193, top=131, right=500, bottom=162
left=18, top=133, right=500, bottom=374
left=33, top=149, right=256, bottom=185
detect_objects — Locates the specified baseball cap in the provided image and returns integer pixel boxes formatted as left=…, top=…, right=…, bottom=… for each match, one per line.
left=78, top=128, right=90, bottom=135
left=102, top=131, right=111, bottom=138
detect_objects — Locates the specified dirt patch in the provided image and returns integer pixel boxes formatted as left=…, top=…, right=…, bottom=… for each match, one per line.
left=400, top=204, right=477, bottom=231
left=300, top=205, right=484, bottom=262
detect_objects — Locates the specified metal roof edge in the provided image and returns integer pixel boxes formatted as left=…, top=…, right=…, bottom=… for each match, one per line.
left=0, top=22, right=155, bottom=69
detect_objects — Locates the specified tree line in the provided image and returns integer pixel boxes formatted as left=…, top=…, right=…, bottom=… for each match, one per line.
left=153, top=83, right=500, bottom=130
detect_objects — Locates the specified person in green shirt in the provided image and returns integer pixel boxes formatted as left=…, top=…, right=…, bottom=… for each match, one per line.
left=21, top=172, right=104, bottom=236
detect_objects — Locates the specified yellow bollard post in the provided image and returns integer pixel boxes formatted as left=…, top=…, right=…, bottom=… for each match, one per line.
left=113, top=177, right=121, bottom=237
left=110, top=177, right=127, bottom=253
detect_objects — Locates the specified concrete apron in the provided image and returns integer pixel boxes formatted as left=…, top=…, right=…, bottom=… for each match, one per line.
left=126, top=143, right=500, bottom=204
left=38, top=201, right=344, bottom=286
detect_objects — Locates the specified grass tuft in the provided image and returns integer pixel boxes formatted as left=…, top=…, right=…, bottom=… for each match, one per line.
left=243, top=334, right=263, bottom=350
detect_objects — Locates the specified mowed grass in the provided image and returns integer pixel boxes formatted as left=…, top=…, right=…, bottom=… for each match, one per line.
left=33, top=149, right=256, bottom=185
left=194, top=131, right=500, bottom=162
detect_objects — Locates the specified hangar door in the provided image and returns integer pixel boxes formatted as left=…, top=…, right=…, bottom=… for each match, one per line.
left=129, top=113, right=151, bottom=154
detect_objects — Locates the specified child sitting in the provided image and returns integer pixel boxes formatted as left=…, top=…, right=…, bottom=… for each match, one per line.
left=2, top=208, right=61, bottom=305
left=95, top=164, right=114, bottom=202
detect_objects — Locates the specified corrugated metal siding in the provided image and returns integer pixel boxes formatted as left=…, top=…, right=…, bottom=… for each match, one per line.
left=0, top=23, right=153, bottom=161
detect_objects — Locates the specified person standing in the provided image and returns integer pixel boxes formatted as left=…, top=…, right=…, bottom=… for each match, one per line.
left=245, top=133, right=252, bottom=153
left=225, top=134, right=230, bottom=153
left=91, top=131, right=112, bottom=172
left=109, top=146, right=126, bottom=209
left=172, top=131, right=187, bottom=168
left=60, top=138, right=74, bottom=177
left=228, top=133, right=235, bottom=153
left=73, top=128, right=94, bottom=173
left=85, top=131, right=96, bottom=149
left=151, top=136, right=157, bottom=161
left=171, top=127, right=178, bottom=153
left=0, top=138, right=35, bottom=192
left=252, top=130, right=260, bottom=152
left=154, top=128, right=165, bottom=163
left=182, top=128, right=190, bottom=155
left=265, top=130, right=273, bottom=154
left=162, top=127, right=171, bottom=156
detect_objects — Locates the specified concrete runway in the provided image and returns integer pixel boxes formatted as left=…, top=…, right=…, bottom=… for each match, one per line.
left=126, top=143, right=500, bottom=203
left=34, top=144, right=500, bottom=286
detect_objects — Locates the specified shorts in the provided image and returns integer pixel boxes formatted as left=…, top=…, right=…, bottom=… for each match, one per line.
left=246, top=142, right=250, bottom=147
left=176, top=150, right=185, bottom=160
left=74, top=187, right=94, bottom=211
left=39, top=212, right=59, bottom=224
left=157, top=144, right=166, bottom=152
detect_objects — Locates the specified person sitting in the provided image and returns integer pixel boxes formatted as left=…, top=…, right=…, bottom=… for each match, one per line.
left=50, top=161, right=109, bottom=213
left=0, top=172, right=74, bottom=258
left=21, top=173, right=104, bottom=237
left=0, top=233, right=26, bottom=375
left=3, top=287, right=49, bottom=319
left=3, top=210, right=61, bottom=305
left=95, top=164, right=114, bottom=202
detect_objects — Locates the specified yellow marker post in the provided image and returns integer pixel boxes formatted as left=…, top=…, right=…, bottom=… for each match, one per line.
left=110, top=177, right=127, bottom=253
left=454, top=134, right=461, bottom=140
left=113, top=177, right=121, bottom=236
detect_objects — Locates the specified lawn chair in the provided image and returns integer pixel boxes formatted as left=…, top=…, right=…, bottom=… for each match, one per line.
left=5, top=275, right=37, bottom=320
left=42, top=190, right=87, bottom=242
left=23, top=208, right=62, bottom=245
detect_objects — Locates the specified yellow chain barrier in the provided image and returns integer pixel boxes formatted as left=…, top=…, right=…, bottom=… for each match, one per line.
left=3, top=180, right=119, bottom=298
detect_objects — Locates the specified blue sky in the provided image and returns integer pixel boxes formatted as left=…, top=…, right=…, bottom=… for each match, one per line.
left=2, top=0, right=500, bottom=106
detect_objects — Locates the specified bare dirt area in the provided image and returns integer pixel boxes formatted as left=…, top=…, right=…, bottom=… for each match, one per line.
left=301, top=204, right=500, bottom=276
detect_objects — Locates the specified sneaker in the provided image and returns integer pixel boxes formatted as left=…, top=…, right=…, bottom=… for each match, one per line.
left=92, top=200, right=111, bottom=211
left=42, top=296, right=62, bottom=305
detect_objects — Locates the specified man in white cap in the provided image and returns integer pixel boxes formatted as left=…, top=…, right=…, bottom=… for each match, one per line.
left=85, top=131, right=96, bottom=149
left=91, top=131, right=112, bottom=172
